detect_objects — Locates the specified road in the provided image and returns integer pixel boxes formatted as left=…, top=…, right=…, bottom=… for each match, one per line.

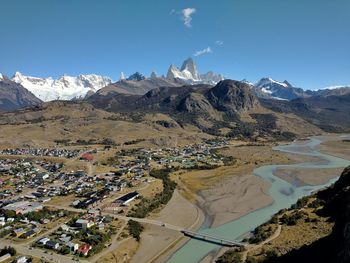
left=102, top=212, right=184, bottom=232
left=89, top=220, right=128, bottom=262
left=241, top=224, right=282, bottom=262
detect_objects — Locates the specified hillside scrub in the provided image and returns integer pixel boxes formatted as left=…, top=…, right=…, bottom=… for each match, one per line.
left=128, top=168, right=177, bottom=218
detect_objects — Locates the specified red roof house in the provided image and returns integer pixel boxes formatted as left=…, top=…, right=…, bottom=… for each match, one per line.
left=78, top=244, right=92, bottom=256
left=81, top=153, right=93, bottom=161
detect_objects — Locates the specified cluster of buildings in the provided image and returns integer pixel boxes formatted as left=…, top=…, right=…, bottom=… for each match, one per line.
left=37, top=210, right=113, bottom=257
left=114, top=139, right=229, bottom=174
left=0, top=201, right=67, bottom=242
left=0, top=139, right=232, bottom=260
left=0, top=158, right=65, bottom=199
left=0, top=148, right=80, bottom=158
left=2, top=201, right=43, bottom=215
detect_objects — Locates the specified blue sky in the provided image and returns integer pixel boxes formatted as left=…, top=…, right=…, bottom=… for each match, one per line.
left=0, top=0, right=349, bottom=90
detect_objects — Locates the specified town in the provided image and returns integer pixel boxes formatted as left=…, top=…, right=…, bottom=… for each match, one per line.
left=0, top=139, right=230, bottom=262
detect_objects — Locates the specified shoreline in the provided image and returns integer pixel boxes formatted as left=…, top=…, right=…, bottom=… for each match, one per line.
left=130, top=190, right=205, bottom=263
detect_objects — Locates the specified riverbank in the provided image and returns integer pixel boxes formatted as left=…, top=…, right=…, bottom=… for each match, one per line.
left=130, top=135, right=350, bottom=263
left=317, top=135, right=350, bottom=160
left=167, top=135, right=350, bottom=263
left=273, top=136, right=350, bottom=186
left=130, top=190, right=205, bottom=263
left=173, top=143, right=296, bottom=228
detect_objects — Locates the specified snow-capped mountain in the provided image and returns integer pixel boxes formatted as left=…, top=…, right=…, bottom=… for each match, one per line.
left=166, top=58, right=224, bottom=84
left=254, top=77, right=310, bottom=100
left=0, top=74, right=3, bottom=81
left=12, top=72, right=113, bottom=101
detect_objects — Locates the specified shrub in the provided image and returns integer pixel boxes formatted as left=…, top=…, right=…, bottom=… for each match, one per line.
left=0, top=246, right=16, bottom=256
left=216, top=250, right=242, bottom=263
left=128, top=220, right=144, bottom=241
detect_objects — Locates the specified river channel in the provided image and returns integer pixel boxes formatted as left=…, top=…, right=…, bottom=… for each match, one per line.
left=168, top=135, right=350, bottom=263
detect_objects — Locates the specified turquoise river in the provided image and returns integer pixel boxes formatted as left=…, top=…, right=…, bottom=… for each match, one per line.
left=168, top=135, right=350, bottom=263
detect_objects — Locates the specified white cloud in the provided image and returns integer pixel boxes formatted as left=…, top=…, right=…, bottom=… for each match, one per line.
left=215, top=40, right=224, bottom=46
left=193, top=47, right=212, bottom=57
left=182, top=8, right=196, bottom=28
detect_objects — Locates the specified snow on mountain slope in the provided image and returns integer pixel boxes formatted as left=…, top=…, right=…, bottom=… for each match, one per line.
left=12, top=72, right=112, bottom=101
left=166, top=64, right=200, bottom=82
left=166, top=58, right=224, bottom=84
left=255, top=77, right=289, bottom=88
left=254, top=77, right=310, bottom=100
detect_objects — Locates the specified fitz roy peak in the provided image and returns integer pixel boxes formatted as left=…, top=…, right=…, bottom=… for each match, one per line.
left=12, top=72, right=113, bottom=101
left=166, top=58, right=224, bottom=85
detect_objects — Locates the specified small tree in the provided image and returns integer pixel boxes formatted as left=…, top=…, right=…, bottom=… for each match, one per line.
left=127, top=220, right=144, bottom=241
left=0, top=246, right=16, bottom=256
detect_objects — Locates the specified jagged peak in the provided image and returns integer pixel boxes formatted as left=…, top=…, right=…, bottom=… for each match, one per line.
left=180, top=57, right=199, bottom=79
left=127, top=72, right=145, bottom=81
left=255, top=77, right=289, bottom=88
left=150, top=71, right=158, bottom=79
left=180, top=57, right=195, bottom=70
left=120, top=72, right=126, bottom=80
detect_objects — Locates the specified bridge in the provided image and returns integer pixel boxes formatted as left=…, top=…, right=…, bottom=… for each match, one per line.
left=181, top=230, right=246, bottom=247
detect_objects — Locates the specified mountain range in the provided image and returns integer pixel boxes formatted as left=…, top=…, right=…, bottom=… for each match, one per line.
left=1, top=58, right=350, bottom=136
left=2, top=58, right=349, bottom=104
left=11, top=72, right=113, bottom=101
left=253, top=77, right=350, bottom=101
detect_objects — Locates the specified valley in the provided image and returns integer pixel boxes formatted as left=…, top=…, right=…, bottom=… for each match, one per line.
left=0, top=70, right=350, bottom=263
left=1, top=2, right=349, bottom=262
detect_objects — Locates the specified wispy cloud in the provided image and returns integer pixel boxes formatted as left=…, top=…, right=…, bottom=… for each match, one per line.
left=215, top=40, right=224, bottom=46
left=182, top=8, right=196, bottom=28
left=193, top=47, right=212, bottom=57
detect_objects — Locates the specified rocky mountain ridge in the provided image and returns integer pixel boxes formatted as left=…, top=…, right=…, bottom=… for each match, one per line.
left=0, top=78, right=42, bottom=111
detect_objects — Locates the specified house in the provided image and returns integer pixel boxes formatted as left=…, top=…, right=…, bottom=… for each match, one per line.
left=115, top=191, right=139, bottom=206
left=3, top=201, right=43, bottom=215
left=0, top=253, right=11, bottom=262
left=13, top=256, right=28, bottom=263
left=22, top=229, right=37, bottom=239
left=80, top=153, right=93, bottom=161
left=45, top=240, right=60, bottom=250
left=12, top=228, right=25, bottom=237
left=78, top=244, right=92, bottom=256
left=37, top=237, right=50, bottom=245
left=59, top=235, right=71, bottom=243
left=67, top=241, right=79, bottom=252
left=76, top=219, right=94, bottom=229
left=60, top=224, right=70, bottom=232
left=88, top=209, right=100, bottom=217
left=40, top=218, right=50, bottom=224
left=71, top=200, right=80, bottom=207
